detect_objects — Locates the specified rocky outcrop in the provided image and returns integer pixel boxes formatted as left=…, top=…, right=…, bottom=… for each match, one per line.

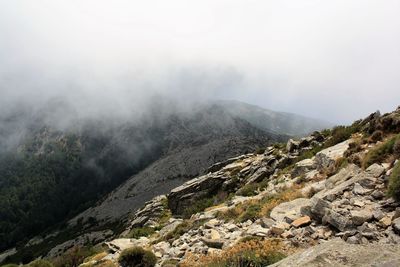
left=128, top=195, right=168, bottom=229
left=315, top=140, right=351, bottom=170
left=270, top=238, right=400, bottom=267
left=168, top=172, right=231, bottom=215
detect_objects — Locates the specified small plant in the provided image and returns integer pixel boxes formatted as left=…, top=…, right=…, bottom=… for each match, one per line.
left=362, top=134, right=400, bottom=168
left=118, top=247, right=157, bottom=267
left=217, top=186, right=303, bottom=223
left=181, top=239, right=286, bottom=267
left=388, top=161, right=400, bottom=201
left=324, top=122, right=361, bottom=148
left=182, top=197, right=215, bottom=219
left=128, top=227, right=155, bottom=239
left=335, top=157, right=348, bottom=171
left=26, top=260, right=54, bottom=267
left=236, top=184, right=258, bottom=197
left=394, top=139, right=400, bottom=157
left=370, top=130, right=383, bottom=143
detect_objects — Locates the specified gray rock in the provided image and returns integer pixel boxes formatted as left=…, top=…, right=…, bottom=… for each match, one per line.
left=324, top=210, right=352, bottom=231
left=201, top=238, right=224, bottom=249
left=270, top=198, right=311, bottom=222
left=269, top=238, right=400, bottom=267
left=353, top=183, right=372, bottom=195
left=260, top=217, right=276, bottom=228
left=306, top=197, right=331, bottom=221
left=393, top=218, right=400, bottom=235
left=291, top=158, right=316, bottom=178
left=168, top=173, right=230, bottom=215
left=350, top=209, right=373, bottom=226
left=314, top=140, right=351, bottom=171
left=246, top=224, right=270, bottom=237
left=372, top=209, right=385, bottom=220
left=286, top=139, right=300, bottom=153
left=366, top=163, right=386, bottom=178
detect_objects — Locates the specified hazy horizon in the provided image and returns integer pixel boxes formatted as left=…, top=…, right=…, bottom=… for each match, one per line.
left=1, top=0, right=400, bottom=124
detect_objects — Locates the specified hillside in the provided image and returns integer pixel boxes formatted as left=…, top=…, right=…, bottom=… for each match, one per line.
left=0, top=100, right=330, bottom=260
left=3, top=106, right=399, bottom=266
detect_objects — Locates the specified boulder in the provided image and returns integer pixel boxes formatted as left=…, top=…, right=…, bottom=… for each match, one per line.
left=353, top=183, right=372, bottom=195
left=158, top=219, right=183, bottom=239
left=129, top=195, right=167, bottom=229
left=304, top=197, right=331, bottom=221
left=323, top=210, right=353, bottom=232
left=246, top=224, right=270, bottom=237
left=207, top=155, right=249, bottom=173
left=291, top=158, right=316, bottom=177
left=105, top=237, right=150, bottom=253
left=286, top=139, right=300, bottom=153
left=245, top=156, right=277, bottom=184
left=201, top=238, right=224, bottom=249
left=271, top=222, right=290, bottom=235
left=366, top=163, right=386, bottom=178
left=393, top=218, right=400, bottom=234
left=270, top=238, right=400, bottom=267
left=270, top=198, right=311, bottom=222
left=324, top=164, right=361, bottom=189
left=315, top=140, right=351, bottom=171
left=350, top=209, right=373, bottom=226
left=168, top=173, right=230, bottom=215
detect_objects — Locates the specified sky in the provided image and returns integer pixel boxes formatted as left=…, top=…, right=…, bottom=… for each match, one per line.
left=0, top=0, right=400, bottom=123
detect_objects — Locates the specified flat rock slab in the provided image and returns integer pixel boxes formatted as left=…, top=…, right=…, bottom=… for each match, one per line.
left=291, top=216, right=311, bottom=228
left=270, top=238, right=400, bottom=267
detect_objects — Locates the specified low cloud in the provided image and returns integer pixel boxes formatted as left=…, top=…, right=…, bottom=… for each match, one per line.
left=1, top=0, right=400, bottom=124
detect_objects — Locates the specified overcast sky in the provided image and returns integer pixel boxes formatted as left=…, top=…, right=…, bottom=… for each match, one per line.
left=1, top=0, right=400, bottom=123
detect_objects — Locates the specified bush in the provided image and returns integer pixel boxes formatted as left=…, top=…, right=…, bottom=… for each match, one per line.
left=182, top=197, right=215, bottom=219
left=363, top=135, right=400, bottom=168
left=370, top=130, right=383, bottom=143
left=128, top=227, right=155, bottom=239
left=26, top=259, right=54, bottom=267
left=394, top=139, right=400, bottom=157
left=118, top=247, right=157, bottom=267
left=388, top=161, right=400, bottom=201
left=181, top=239, right=285, bottom=267
left=53, top=246, right=99, bottom=267
left=1, top=264, right=19, bottom=267
left=324, top=122, right=361, bottom=148
left=236, top=184, right=258, bottom=197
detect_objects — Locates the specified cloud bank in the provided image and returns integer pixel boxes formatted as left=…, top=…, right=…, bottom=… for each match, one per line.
left=1, top=0, right=400, bottom=123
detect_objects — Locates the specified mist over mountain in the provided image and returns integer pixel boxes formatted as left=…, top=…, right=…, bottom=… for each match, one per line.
left=0, top=97, right=330, bottom=253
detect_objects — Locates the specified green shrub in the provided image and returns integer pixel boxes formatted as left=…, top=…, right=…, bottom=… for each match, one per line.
left=388, top=161, right=400, bottom=201
left=52, top=246, right=99, bottom=267
left=363, top=135, right=400, bottom=168
left=324, top=122, right=361, bottom=148
left=1, top=264, right=19, bottom=267
left=236, top=184, right=258, bottom=197
left=118, top=247, right=157, bottom=267
left=182, top=197, right=215, bottom=219
left=394, top=139, right=400, bottom=157
left=370, top=130, right=383, bottom=142
left=26, top=259, right=54, bottom=267
left=128, top=227, right=155, bottom=239
left=238, top=204, right=261, bottom=222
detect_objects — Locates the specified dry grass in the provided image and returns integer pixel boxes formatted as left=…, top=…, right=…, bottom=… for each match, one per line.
left=216, top=185, right=303, bottom=222
left=181, top=239, right=286, bottom=267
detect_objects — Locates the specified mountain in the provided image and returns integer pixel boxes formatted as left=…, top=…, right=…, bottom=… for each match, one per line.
left=0, top=99, right=329, bottom=260
left=217, top=100, right=332, bottom=136
left=5, top=105, right=398, bottom=266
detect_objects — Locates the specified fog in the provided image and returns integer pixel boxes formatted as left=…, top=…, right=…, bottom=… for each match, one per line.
left=1, top=0, right=400, bottom=124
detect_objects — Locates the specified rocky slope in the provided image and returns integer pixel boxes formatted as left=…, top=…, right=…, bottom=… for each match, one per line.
left=9, top=106, right=399, bottom=266
left=0, top=100, right=332, bottom=262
